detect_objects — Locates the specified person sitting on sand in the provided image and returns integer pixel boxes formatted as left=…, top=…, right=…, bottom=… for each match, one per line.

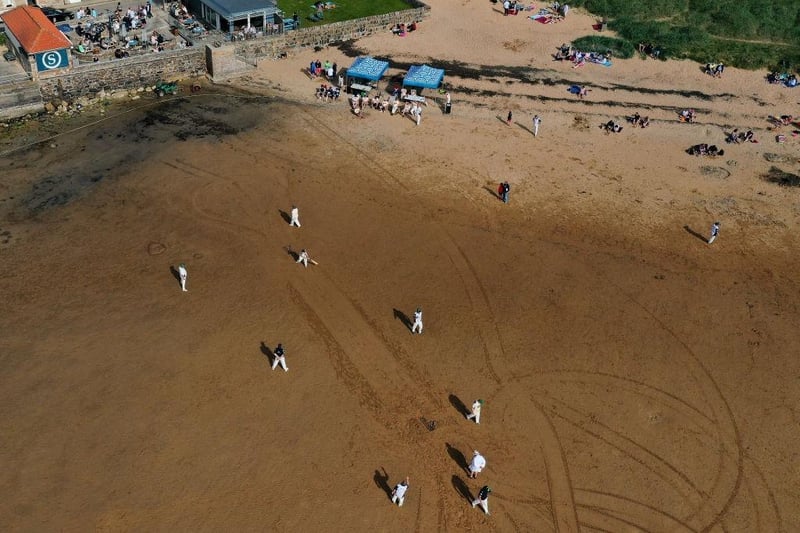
left=679, top=109, right=695, bottom=123
left=727, top=128, right=740, bottom=143
left=638, top=116, right=649, bottom=128
left=631, top=112, right=641, bottom=126
left=743, top=130, right=754, bottom=143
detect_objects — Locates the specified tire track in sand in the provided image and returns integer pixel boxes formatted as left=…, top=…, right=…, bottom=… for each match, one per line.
left=436, top=229, right=503, bottom=384
left=287, top=281, right=387, bottom=422
left=494, top=385, right=580, bottom=532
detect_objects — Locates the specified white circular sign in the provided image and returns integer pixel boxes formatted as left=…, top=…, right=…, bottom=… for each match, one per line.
left=41, top=51, right=64, bottom=69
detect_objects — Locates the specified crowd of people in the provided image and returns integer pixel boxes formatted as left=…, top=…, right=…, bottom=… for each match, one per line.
left=687, top=144, right=724, bottom=157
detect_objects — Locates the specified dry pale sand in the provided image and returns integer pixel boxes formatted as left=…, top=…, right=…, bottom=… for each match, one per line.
left=1, top=1, right=799, bottom=531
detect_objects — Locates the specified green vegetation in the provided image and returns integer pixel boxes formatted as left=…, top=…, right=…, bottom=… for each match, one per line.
left=570, top=36, right=636, bottom=59
left=569, top=0, right=800, bottom=71
left=277, top=0, right=413, bottom=27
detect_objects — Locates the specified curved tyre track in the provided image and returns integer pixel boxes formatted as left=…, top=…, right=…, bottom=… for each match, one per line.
left=436, top=230, right=503, bottom=384
left=494, top=385, right=580, bottom=532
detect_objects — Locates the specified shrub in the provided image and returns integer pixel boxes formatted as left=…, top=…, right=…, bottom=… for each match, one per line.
left=571, top=36, right=636, bottom=59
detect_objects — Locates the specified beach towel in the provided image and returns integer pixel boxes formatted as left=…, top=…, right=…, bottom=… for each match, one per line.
left=568, top=85, right=582, bottom=94
left=593, top=59, right=612, bottom=67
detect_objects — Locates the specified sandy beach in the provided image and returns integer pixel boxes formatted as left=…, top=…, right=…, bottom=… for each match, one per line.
left=1, top=1, right=799, bottom=531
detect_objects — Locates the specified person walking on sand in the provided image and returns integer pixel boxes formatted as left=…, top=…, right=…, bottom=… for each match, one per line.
left=472, top=485, right=492, bottom=515
left=533, top=115, right=541, bottom=137
left=506, top=110, right=513, bottom=125
left=290, top=205, right=301, bottom=227
left=271, top=343, right=288, bottom=371
left=178, top=263, right=188, bottom=292
left=411, top=307, right=423, bottom=334
left=468, top=450, right=486, bottom=479
left=297, top=248, right=309, bottom=267
left=466, top=399, right=484, bottom=424
left=391, top=476, right=409, bottom=507
left=501, top=181, right=511, bottom=204
left=708, top=222, right=720, bottom=244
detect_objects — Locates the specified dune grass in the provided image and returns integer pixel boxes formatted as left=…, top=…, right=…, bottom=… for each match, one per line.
left=277, top=0, right=413, bottom=27
left=568, top=0, right=800, bottom=71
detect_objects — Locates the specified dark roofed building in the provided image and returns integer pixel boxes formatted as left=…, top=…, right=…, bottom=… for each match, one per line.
left=187, top=0, right=281, bottom=34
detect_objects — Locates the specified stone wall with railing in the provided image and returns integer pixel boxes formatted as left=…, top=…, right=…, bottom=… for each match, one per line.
left=232, top=4, right=429, bottom=61
left=4, top=0, right=429, bottom=108
left=38, top=48, right=206, bottom=100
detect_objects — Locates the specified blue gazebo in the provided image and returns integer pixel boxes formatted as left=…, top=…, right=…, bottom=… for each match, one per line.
left=403, top=64, right=445, bottom=89
left=344, top=56, right=390, bottom=93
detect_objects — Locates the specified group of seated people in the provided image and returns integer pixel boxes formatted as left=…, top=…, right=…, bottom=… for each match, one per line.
left=315, top=84, right=341, bottom=102
left=769, top=114, right=794, bottom=128
left=638, top=42, right=662, bottom=59
left=629, top=112, right=650, bottom=128
left=75, top=21, right=107, bottom=43
left=767, top=72, right=798, bottom=87
left=679, top=109, right=696, bottom=123
left=570, top=50, right=611, bottom=68
left=390, top=22, right=417, bottom=35
left=687, top=144, right=724, bottom=157
left=502, top=1, right=523, bottom=15
left=602, top=120, right=623, bottom=133
left=348, top=92, right=423, bottom=118
left=726, top=129, right=755, bottom=144
left=704, top=63, right=725, bottom=78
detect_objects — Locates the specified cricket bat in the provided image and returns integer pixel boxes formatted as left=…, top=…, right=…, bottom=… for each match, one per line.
left=309, top=258, right=319, bottom=266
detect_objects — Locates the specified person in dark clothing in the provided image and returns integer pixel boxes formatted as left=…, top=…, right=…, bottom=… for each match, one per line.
left=472, top=486, right=492, bottom=515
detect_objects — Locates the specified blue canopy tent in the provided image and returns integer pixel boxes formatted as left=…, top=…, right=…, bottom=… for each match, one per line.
left=403, top=64, right=445, bottom=89
left=345, top=56, right=390, bottom=94
left=346, top=56, right=389, bottom=81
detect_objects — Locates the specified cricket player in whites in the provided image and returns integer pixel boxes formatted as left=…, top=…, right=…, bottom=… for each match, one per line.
left=290, top=205, right=301, bottom=227
left=391, top=476, right=409, bottom=507
left=411, top=307, right=423, bottom=334
left=466, top=399, right=484, bottom=424
left=178, top=263, right=188, bottom=292
left=296, top=249, right=309, bottom=268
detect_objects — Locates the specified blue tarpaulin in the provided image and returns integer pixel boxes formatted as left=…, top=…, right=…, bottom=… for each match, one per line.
left=403, top=64, right=445, bottom=89
left=346, top=56, right=389, bottom=81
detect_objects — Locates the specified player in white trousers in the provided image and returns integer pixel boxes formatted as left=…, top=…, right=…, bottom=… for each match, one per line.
left=178, top=263, right=188, bottom=292
left=533, top=115, right=541, bottom=137
left=468, top=450, right=486, bottom=479
left=271, top=343, right=288, bottom=371
left=472, top=485, right=492, bottom=515
left=290, top=205, right=301, bottom=227
left=708, top=221, right=720, bottom=244
left=411, top=307, right=423, bottom=334
left=466, top=399, right=484, bottom=424
left=391, top=476, right=409, bottom=507
left=296, top=249, right=309, bottom=267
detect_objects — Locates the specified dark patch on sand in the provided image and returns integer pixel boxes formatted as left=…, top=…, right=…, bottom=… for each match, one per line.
left=4, top=90, right=270, bottom=217
left=762, top=166, right=800, bottom=187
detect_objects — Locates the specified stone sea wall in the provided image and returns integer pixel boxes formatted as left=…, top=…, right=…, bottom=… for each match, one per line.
left=233, top=4, right=429, bottom=61
left=38, top=48, right=206, bottom=100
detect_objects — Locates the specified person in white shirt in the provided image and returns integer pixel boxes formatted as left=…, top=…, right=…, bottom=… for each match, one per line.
left=177, top=263, right=188, bottom=292
left=411, top=307, right=423, bottom=334
left=271, top=343, right=288, bottom=371
left=708, top=221, right=720, bottom=244
left=503, top=0, right=510, bottom=15
left=290, top=205, right=301, bottom=227
left=391, top=476, right=409, bottom=507
left=468, top=450, right=486, bottom=478
left=533, top=115, right=541, bottom=137
left=466, top=399, right=484, bottom=424
left=296, top=248, right=309, bottom=267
